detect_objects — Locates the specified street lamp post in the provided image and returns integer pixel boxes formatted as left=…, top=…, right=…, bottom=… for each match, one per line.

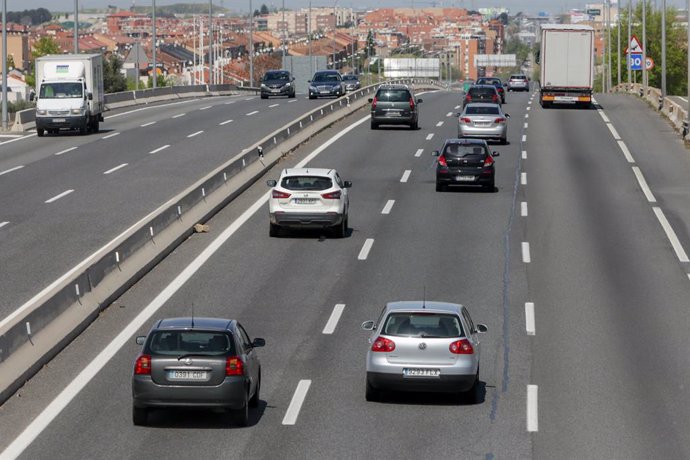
left=661, top=0, right=666, bottom=101
left=152, top=0, right=157, bottom=89
left=74, top=0, right=79, bottom=53
left=627, top=0, right=631, bottom=89
left=332, top=0, right=339, bottom=69
left=617, top=0, right=621, bottom=87
left=642, top=0, right=647, bottom=96
left=686, top=0, right=690, bottom=139
left=308, top=0, right=313, bottom=76
left=2, top=0, right=8, bottom=131
left=249, top=0, right=254, bottom=87
left=607, top=0, right=612, bottom=90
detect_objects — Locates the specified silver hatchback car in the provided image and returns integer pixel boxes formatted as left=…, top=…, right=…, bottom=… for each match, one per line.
left=361, top=301, right=487, bottom=402
left=458, top=102, right=510, bottom=144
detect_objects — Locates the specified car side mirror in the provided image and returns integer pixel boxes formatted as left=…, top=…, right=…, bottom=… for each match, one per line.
left=308, top=80, right=312, bottom=83
left=30, top=92, right=36, bottom=102
left=87, top=92, right=93, bottom=100
left=252, top=338, right=266, bottom=347
left=505, top=113, right=510, bottom=118
left=267, top=179, right=277, bottom=187
left=136, top=336, right=146, bottom=345
left=368, top=98, right=373, bottom=103
left=343, top=181, right=352, bottom=188
left=492, top=151, right=500, bottom=157
left=417, top=98, right=423, bottom=103
left=431, top=150, right=440, bottom=157
left=476, top=324, right=488, bottom=333
left=361, top=320, right=375, bottom=331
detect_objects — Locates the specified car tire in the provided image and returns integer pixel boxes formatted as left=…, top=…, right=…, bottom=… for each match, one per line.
left=464, top=369, right=480, bottom=404
left=500, top=136, right=507, bottom=145
left=365, top=379, right=379, bottom=402
left=249, top=373, right=261, bottom=408
left=436, top=182, right=446, bottom=192
left=269, top=223, right=280, bottom=237
left=485, top=179, right=495, bottom=192
left=411, top=121, right=418, bottom=130
left=370, top=121, right=378, bottom=130
left=333, top=216, right=347, bottom=238
left=261, top=94, right=268, bottom=99
left=37, top=128, right=44, bottom=137
left=309, top=94, right=316, bottom=100
left=232, top=393, right=250, bottom=427
left=289, top=92, right=296, bottom=98
left=132, top=406, right=148, bottom=426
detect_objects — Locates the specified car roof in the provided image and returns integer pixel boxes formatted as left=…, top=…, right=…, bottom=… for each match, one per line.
left=281, top=167, right=334, bottom=177
left=385, top=301, right=463, bottom=314
left=154, top=317, right=234, bottom=331
left=265, top=69, right=289, bottom=74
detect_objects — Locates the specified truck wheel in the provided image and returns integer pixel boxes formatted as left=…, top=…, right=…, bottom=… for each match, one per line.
left=37, top=128, right=45, bottom=137
left=91, top=118, right=99, bottom=133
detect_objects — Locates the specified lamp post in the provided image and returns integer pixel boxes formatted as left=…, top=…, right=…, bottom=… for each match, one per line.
left=308, top=0, right=313, bottom=76
left=617, top=0, right=621, bottom=87
left=209, top=0, right=213, bottom=85
left=661, top=0, right=666, bottom=101
left=152, top=0, right=157, bottom=89
left=642, top=0, right=646, bottom=95
left=282, top=0, right=286, bottom=56
left=332, top=0, right=339, bottom=69
left=607, top=0, right=612, bottom=90
left=2, top=0, right=7, bottom=131
left=627, top=0, right=631, bottom=89
left=74, top=0, right=79, bottom=53
left=249, top=0, right=254, bottom=87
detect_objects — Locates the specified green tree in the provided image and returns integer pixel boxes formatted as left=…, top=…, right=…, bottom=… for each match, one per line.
left=146, top=74, right=168, bottom=88
left=26, top=36, right=61, bottom=88
left=366, top=30, right=376, bottom=57
left=103, top=54, right=128, bottom=93
left=260, top=4, right=269, bottom=15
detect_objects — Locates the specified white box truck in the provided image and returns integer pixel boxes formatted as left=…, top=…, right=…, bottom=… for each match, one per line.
left=34, top=54, right=104, bottom=136
left=539, top=24, right=594, bottom=108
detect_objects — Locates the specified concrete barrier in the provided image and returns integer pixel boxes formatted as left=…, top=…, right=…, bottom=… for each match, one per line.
left=613, top=83, right=690, bottom=138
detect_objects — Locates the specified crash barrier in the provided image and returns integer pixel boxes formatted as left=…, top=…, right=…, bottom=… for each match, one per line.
left=0, top=79, right=444, bottom=403
left=613, top=83, right=690, bottom=139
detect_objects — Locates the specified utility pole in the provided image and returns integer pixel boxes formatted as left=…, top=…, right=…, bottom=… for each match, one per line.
left=627, top=0, right=631, bottom=89
left=2, top=0, right=8, bottom=131
left=686, top=0, right=690, bottom=138
left=332, top=0, right=339, bottom=69
left=152, top=0, right=157, bottom=89
left=282, top=0, right=286, bottom=57
left=209, top=0, right=213, bottom=85
left=617, top=0, right=621, bottom=87
left=602, top=1, right=607, bottom=92
left=607, top=0, right=612, bottom=90
left=74, top=0, right=79, bottom=53
left=249, top=0, right=254, bottom=86
left=661, top=0, right=667, bottom=100
left=308, top=0, right=313, bottom=76
left=193, top=16, right=197, bottom=84
left=642, top=0, right=647, bottom=95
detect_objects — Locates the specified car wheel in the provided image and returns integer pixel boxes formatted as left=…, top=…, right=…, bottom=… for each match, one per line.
left=260, top=94, right=268, bottom=99
left=289, top=92, right=296, bottom=98
left=249, top=373, right=261, bottom=408
left=269, top=223, right=280, bottom=237
left=309, top=94, right=316, bottom=100
left=365, top=379, right=379, bottom=402
left=411, top=121, right=418, bottom=130
left=91, top=118, right=99, bottom=133
left=37, top=128, right=44, bottom=137
left=370, top=121, right=378, bottom=130
left=132, top=406, right=148, bottom=426
left=436, top=182, right=446, bottom=192
left=231, top=392, right=249, bottom=427
left=500, top=136, right=507, bottom=145
left=464, top=369, right=480, bottom=404
left=485, top=179, right=495, bottom=192
left=333, top=217, right=347, bottom=238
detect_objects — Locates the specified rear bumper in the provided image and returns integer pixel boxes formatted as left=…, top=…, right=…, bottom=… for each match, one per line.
left=367, top=371, right=476, bottom=393
left=132, top=375, right=247, bottom=409
left=437, top=170, right=494, bottom=186
left=458, top=126, right=506, bottom=140
left=270, top=212, right=343, bottom=228
left=371, top=113, right=416, bottom=126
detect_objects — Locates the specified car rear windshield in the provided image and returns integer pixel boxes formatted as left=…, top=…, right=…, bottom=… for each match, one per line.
left=281, top=176, right=333, bottom=191
left=148, top=331, right=235, bottom=356
left=376, top=89, right=411, bottom=102
left=313, top=73, right=340, bottom=82
left=444, top=144, right=487, bottom=158
left=469, top=87, right=495, bottom=97
left=510, top=75, right=526, bottom=80
left=478, top=78, right=500, bottom=85
left=264, top=72, right=289, bottom=81
left=465, top=106, right=500, bottom=115
left=381, top=313, right=464, bottom=338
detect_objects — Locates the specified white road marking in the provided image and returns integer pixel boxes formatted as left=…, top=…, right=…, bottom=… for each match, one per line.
left=288, top=100, right=297, bottom=103
left=0, top=221, right=9, bottom=229
left=246, top=110, right=259, bottom=116
left=0, top=133, right=37, bottom=145
left=446, top=112, right=453, bottom=117
left=149, top=145, right=170, bottom=154
left=617, top=140, right=635, bottom=163
left=528, top=101, right=532, bottom=105
left=522, top=242, right=531, bottom=263
left=269, top=103, right=280, bottom=108
left=524, top=123, right=529, bottom=129
left=522, top=134, right=527, bottom=142
left=525, top=302, right=536, bottom=335
left=454, top=105, right=461, bottom=109
left=0, top=134, right=21, bottom=138
left=632, top=167, right=657, bottom=203
left=103, top=163, right=128, bottom=175
left=101, top=132, right=120, bottom=139
left=219, top=119, right=234, bottom=125
left=381, top=200, right=395, bottom=214
left=199, top=106, right=212, bottom=111
left=525, top=114, right=529, bottom=119
left=245, top=97, right=254, bottom=101
left=358, top=239, right=375, bottom=260
left=225, top=100, right=236, bottom=104
left=598, top=110, right=610, bottom=123
left=282, top=380, right=312, bottom=425
left=606, top=123, right=621, bottom=140
left=521, top=172, right=527, bottom=185
left=45, top=189, right=74, bottom=203
left=322, top=304, right=346, bottom=334
left=400, top=170, right=412, bottom=183
left=527, top=385, right=539, bottom=432
left=426, top=133, right=434, bottom=140
left=172, top=113, right=186, bottom=118
left=140, top=121, right=156, bottom=127
left=522, top=150, right=527, bottom=160
left=527, top=106, right=531, bottom=111
left=187, top=130, right=204, bottom=138
left=521, top=201, right=528, bottom=217
left=55, top=147, right=77, bottom=156
left=653, top=207, right=690, bottom=262
left=415, top=148, right=424, bottom=157
left=436, top=121, right=444, bottom=127
left=0, top=165, right=25, bottom=176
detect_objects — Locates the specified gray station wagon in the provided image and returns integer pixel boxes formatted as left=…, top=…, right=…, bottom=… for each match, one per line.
left=369, top=84, right=423, bottom=130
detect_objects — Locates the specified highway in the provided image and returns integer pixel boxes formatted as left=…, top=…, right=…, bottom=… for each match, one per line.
left=2, top=88, right=690, bottom=459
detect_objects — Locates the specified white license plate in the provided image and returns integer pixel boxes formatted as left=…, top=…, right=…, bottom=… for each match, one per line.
left=293, top=198, right=317, bottom=204
left=167, top=370, right=208, bottom=381
left=555, top=96, right=577, bottom=102
left=320, top=90, right=331, bottom=94
left=52, top=118, right=66, bottom=123
left=387, top=112, right=401, bottom=117
left=271, top=89, right=280, bottom=93
left=456, top=175, right=475, bottom=182
left=476, top=122, right=491, bottom=127
left=403, top=368, right=441, bottom=377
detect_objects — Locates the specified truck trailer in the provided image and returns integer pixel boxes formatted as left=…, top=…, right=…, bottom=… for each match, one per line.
left=539, top=24, right=594, bottom=108
left=34, top=54, right=105, bottom=136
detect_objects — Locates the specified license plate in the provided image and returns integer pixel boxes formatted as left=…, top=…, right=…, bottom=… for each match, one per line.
left=167, top=370, right=208, bottom=381
left=456, top=175, right=475, bottom=182
left=294, top=198, right=317, bottom=204
left=403, top=368, right=441, bottom=377
left=555, top=96, right=577, bottom=102
left=320, top=90, right=331, bottom=94
left=52, top=118, right=66, bottom=123
left=476, top=122, right=491, bottom=127
left=387, top=112, right=401, bottom=117
left=271, top=89, right=280, bottom=93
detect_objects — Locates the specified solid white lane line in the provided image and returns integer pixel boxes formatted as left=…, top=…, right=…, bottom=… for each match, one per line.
left=522, top=242, right=531, bottom=263
left=598, top=110, right=610, bottom=123
left=358, top=239, right=375, bottom=260
left=687, top=274, right=690, bottom=282
left=454, top=105, right=461, bottom=109
left=653, top=207, right=690, bottom=262
left=101, top=132, right=120, bottom=139
left=149, top=145, right=170, bottom=154
left=172, top=113, right=186, bottom=118
left=381, top=200, right=395, bottom=214
left=199, top=106, right=212, bottom=111
left=140, top=121, right=156, bottom=127
left=426, top=133, right=434, bottom=140
left=269, top=103, right=280, bottom=108
left=521, top=202, right=528, bottom=217
left=282, top=380, right=312, bottom=425
left=525, top=302, right=536, bottom=335
left=415, top=148, right=424, bottom=157
left=0, top=221, right=9, bottom=229
left=524, top=123, right=529, bottom=129
left=446, top=112, right=453, bottom=117
left=521, top=172, right=527, bottom=185
left=187, top=130, right=204, bottom=138
left=55, top=147, right=77, bottom=156
left=45, top=189, right=74, bottom=203
left=103, top=163, right=128, bottom=175
left=246, top=110, right=259, bottom=116
left=0, top=134, right=21, bottom=138
left=224, top=100, right=236, bottom=104
left=617, top=140, right=635, bottom=163
left=606, top=123, right=621, bottom=140
left=522, top=150, right=527, bottom=160
left=219, top=119, right=234, bottom=125
left=400, top=170, right=412, bottom=183
left=522, top=134, right=527, bottom=142
left=0, top=133, right=37, bottom=145
left=322, top=304, right=346, bottom=334
left=527, top=385, right=539, bottom=432
left=632, top=167, right=657, bottom=203
left=0, top=165, right=25, bottom=176
left=436, top=121, right=444, bottom=127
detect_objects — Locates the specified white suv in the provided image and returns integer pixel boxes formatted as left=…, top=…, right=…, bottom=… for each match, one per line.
left=267, top=168, right=351, bottom=237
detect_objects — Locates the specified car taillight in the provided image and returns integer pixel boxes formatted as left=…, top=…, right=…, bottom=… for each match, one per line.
left=492, top=94, right=498, bottom=103
left=321, top=190, right=341, bottom=199
left=226, top=356, right=245, bottom=376
left=272, top=190, right=291, bottom=199
left=371, top=336, right=396, bottom=352
left=438, top=155, right=448, bottom=167
left=134, top=354, right=151, bottom=375
left=371, top=96, right=378, bottom=109
left=494, top=117, right=506, bottom=123
left=465, top=94, right=471, bottom=102
left=484, top=155, right=494, bottom=167
left=460, top=117, right=471, bottom=123
left=449, top=339, right=474, bottom=354
left=409, top=97, right=415, bottom=110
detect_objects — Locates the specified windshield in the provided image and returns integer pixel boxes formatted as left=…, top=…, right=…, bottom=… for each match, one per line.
left=148, top=330, right=234, bottom=356
left=381, top=313, right=463, bottom=338
left=313, top=73, right=340, bottom=82
left=39, top=82, right=83, bottom=99
left=264, top=72, right=289, bottom=81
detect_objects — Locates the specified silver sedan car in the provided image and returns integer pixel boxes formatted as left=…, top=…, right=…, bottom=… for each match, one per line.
left=362, top=301, right=487, bottom=402
left=457, top=102, right=510, bottom=144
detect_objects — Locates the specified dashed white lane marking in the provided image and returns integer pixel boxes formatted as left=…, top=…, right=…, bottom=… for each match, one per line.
left=632, top=167, right=657, bottom=203
left=45, top=189, right=74, bottom=203
left=521, top=172, right=527, bottom=185
left=400, top=170, right=412, bottom=183
left=269, top=103, right=280, bottom=108
left=525, top=302, right=536, bottom=336
left=322, top=304, right=346, bottom=334
left=55, top=147, right=78, bottom=156
left=246, top=110, right=259, bottom=116
left=522, top=134, right=527, bottom=142
left=653, top=207, right=690, bottom=262
left=382, top=200, right=395, bottom=214
left=172, top=113, right=186, bottom=118
left=617, top=140, right=635, bottom=163
left=0, top=165, right=25, bottom=176
left=522, top=150, right=527, bottom=160
left=527, top=385, right=539, bottom=432
left=0, top=134, right=21, bottom=138
left=103, top=163, right=128, bottom=175
left=426, top=133, right=434, bottom=140
left=522, top=242, right=531, bottom=263
left=140, top=121, right=156, bottom=127
left=527, top=106, right=531, bottom=111
left=219, top=119, right=234, bottom=125
left=225, top=100, right=236, bottom=104
left=199, top=106, right=212, bottom=111
left=0, top=221, right=9, bottom=229
left=525, top=114, right=529, bottom=119
left=101, top=132, right=120, bottom=140
left=415, top=148, right=424, bottom=157
left=358, top=239, right=375, bottom=260
left=687, top=273, right=690, bottom=282
left=187, top=130, right=204, bottom=138
left=598, top=110, right=610, bottom=123
left=524, top=123, right=529, bottom=129
left=446, top=112, right=453, bottom=117
left=149, top=145, right=170, bottom=155
left=454, top=105, right=461, bottom=109
left=245, top=97, right=255, bottom=101
left=521, top=202, right=528, bottom=217
left=288, top=100, right=297, bottom=103
left=436, top=121, right=444, bottom=127
left=282, top=380, right=312, bottom=425
left=606, top=123, right=621, bottom=140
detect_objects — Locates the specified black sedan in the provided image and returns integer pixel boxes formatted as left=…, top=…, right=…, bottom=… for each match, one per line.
left=433, top=138, right=499, bottom=192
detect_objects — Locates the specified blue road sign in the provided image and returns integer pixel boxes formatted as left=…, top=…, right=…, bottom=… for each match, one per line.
left=629, top=53, right=643, bottom=71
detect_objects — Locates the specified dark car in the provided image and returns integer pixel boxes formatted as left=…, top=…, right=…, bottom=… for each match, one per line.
left=132, top=317, right=265, bottom=427
left=342, top=74, right=361, bottom=91
left=463, top=85, right=501, bottom=107
left=368, top=84, right=423, bottom=130
left=260, top=70, right=296, bottom=99
left=433, top=138, right=499, bottom=192
left=475, top=77, right=506, bottom=103
left=308, top=70, right=345, bottom=99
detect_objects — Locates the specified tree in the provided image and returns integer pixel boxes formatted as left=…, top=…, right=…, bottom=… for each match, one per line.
left=366, top=30, right=376, bottom=57
left=103, top=54, right=128, bottom=93
left=26, top=36, right=61, bottom=88
left=260, top=4, right=269, bottom=15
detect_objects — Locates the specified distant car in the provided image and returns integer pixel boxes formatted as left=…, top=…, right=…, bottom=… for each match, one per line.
left=476, top=77, right=506, bottom=103
left=433, top=138, right=499, bottom=192
left=342, top=74, right=361, bottom=91
left=507, top=74, right=529, bottom=92
left=463, top=84, right=501, bottom=107
left=361, top=301, right=487, bottom=402
left=267, top=167, right=351, bottom=237
left=308, top=70, right=345, bottom=99
left=457, top=102, right=510, bottom=144
left=260, top=69, right=296, bottom=99
left=368, top=84, right=423, bottom=130
left=132, top=317, right=265, bottom=427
